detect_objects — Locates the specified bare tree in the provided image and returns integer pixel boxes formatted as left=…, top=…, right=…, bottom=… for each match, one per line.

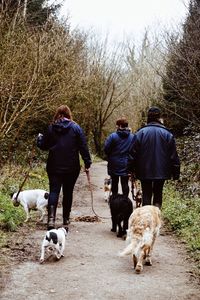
left=0, top=18, right=88, bottom=164
left=124, top=30, right=164, bottom=130
left=74, top=36, right=131, bottom=155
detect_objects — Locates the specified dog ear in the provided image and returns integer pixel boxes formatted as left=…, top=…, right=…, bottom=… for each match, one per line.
left=63, top=227, right=68, bottom=234
left=44, top=192, right=49, bottom=199
left=10, top=192, right=15, bottom=199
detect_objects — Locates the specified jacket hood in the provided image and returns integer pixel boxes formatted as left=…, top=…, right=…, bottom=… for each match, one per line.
left=116, top=128, right=131, bottom=138
left=52, top=118, right=73, bottom=134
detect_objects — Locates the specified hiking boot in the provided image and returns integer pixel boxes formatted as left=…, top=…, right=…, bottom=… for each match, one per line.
left=47, top=205, right=56, bottom=230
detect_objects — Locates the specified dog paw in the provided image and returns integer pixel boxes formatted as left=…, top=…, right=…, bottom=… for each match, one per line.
left=145, top=258, right=152, bottom=266
left=122, top=234, right=127, bottom=240
left=135, top=264, right=143, bottom=273
left=117, top=232, right=123, bottom=237
left=40, top=259, right=44, bottom=264
left=56, top=254, right=62, bottom=260
left=117, top=230, right=124, bottom=237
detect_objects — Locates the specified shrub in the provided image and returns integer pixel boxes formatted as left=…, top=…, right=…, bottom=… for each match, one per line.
left=0, top=192, right=25, bottom=231
left=0, top=163, right=49, bottom=232
left=163, top=184, right=200, bottom=263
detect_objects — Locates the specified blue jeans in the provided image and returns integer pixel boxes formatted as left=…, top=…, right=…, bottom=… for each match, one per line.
left=48, top=171, right=80, bottom=220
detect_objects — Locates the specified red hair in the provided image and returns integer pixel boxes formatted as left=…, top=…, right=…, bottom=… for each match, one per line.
left=53, top=105, right=72, bottom=122
left=116, top=117, right=128, bottom=128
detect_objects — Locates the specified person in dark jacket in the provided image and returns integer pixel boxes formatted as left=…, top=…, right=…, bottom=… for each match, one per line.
left=128, top=106, right=180, bottom=208
left=104, top=117, right=135, bottom=198
left=37, top=105, right=92, bottom=229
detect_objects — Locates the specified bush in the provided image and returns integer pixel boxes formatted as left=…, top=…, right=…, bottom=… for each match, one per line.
left=0, top=163, right=49, bottom=232
left=0, top=192, right=25, bottom=231
left=163, top=184, right=200, bottom=263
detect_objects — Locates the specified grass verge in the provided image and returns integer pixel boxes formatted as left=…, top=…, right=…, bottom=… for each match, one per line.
left=163, top=183, right=200, bottom=276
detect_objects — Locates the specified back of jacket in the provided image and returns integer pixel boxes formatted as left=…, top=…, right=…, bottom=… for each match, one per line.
left=104, top=129, right=135, bottom=176
left=129, top=123, right=180, bottom=180
left=37, top=119, right=91, bottom=174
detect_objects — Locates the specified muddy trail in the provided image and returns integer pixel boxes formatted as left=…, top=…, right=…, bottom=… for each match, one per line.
left=0, top=161, right=200, bottom=300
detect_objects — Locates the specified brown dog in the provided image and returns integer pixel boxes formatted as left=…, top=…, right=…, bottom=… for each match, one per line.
left=130, top=175, right=142, bottom=208
left=119, top=205, right=161, bottom=273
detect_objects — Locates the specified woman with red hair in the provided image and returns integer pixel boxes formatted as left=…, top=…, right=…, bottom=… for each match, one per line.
left=37, top=105, right=92, bottom=229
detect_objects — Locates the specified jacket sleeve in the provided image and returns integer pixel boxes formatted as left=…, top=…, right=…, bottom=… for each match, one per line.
left=104, top=134, right=114, bottom=157
left=169, top=136, right=180, bottom=180
left=127, top=134, right=140, bottom=175
left=36, top=126, right=55, bottom=151
left=77, top=126, right=92, bottom=169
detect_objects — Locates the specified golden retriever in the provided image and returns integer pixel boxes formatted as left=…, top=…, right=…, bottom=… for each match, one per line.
left=119, top=205, right=161, bottom=273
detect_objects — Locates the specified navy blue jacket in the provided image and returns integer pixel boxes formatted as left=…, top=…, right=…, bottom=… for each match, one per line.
left=37, top=118, right=92, bottom=174
left=128, top=122, right=180, bottom=180
left=104, top=128, right=135, bottom=176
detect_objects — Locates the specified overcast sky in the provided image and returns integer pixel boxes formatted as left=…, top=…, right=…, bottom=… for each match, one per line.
left=60, top=0, right=190, bottom=44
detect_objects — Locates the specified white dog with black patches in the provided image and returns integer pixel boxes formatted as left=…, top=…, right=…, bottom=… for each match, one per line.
left=40, top=227, right=68, bottom=263
left=11, top=189, right=49, bottom=222
left=104, top=177, right=112, bottom=202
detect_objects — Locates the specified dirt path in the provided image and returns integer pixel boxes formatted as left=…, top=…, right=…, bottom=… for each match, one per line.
left=1, top=161, right=200, bottom=300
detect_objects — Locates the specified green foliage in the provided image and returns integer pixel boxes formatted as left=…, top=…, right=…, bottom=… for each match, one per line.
left=175, top=128, right=200, bottom=197
left=26, top=0, right=61, bottom=26
left=0, top=192, right=25, bottom=231
left=0, top=163, right=49, bottom=232
left=0, top=0, right=61, bottom=26
left=163, top=184, right=200, bottom=263
left=0, top=162, right=48, bottom=194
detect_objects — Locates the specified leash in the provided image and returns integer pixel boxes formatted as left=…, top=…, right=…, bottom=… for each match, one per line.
left=85, top=170, right=111, bottom=220
left=130, top=173, right=137, bottom=201
left=14, top=143, right=36, bottom=202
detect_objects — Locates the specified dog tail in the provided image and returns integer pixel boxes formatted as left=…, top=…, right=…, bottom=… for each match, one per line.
left=118, top=243, right=132, bottom=257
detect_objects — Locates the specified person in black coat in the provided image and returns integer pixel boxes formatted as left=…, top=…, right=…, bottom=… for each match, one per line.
left=128, top=107, right=180, bottom=208
left=37, top=105, right=92, bottom=229
left=104, top=117, right=135, bottom=198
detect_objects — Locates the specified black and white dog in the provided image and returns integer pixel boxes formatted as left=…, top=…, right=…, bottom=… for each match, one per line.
left=109, top=194, right=133, bottom=238
left=40, top=227, right=68, bottom=263
left=11, top=189, right=49, bottom=222
left=104, top=177, right=112, bottom=202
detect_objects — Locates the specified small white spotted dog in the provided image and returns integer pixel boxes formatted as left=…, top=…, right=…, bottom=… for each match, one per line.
left=130, top=176, right=142, bottom=208
left=104, top=177, right=112, bottom=202
left=11, top=189, right=49, bottom=222
left=40, top=227, right=68, bottom=264
left=134, top=190, right=142, bottom=208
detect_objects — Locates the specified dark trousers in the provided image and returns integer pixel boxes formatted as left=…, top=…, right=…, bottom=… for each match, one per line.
left=111, top=175, right=129, bottom=198
left=48, top=171, right=80, bottom=220
left=141, top=179, right=165, bottom=208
